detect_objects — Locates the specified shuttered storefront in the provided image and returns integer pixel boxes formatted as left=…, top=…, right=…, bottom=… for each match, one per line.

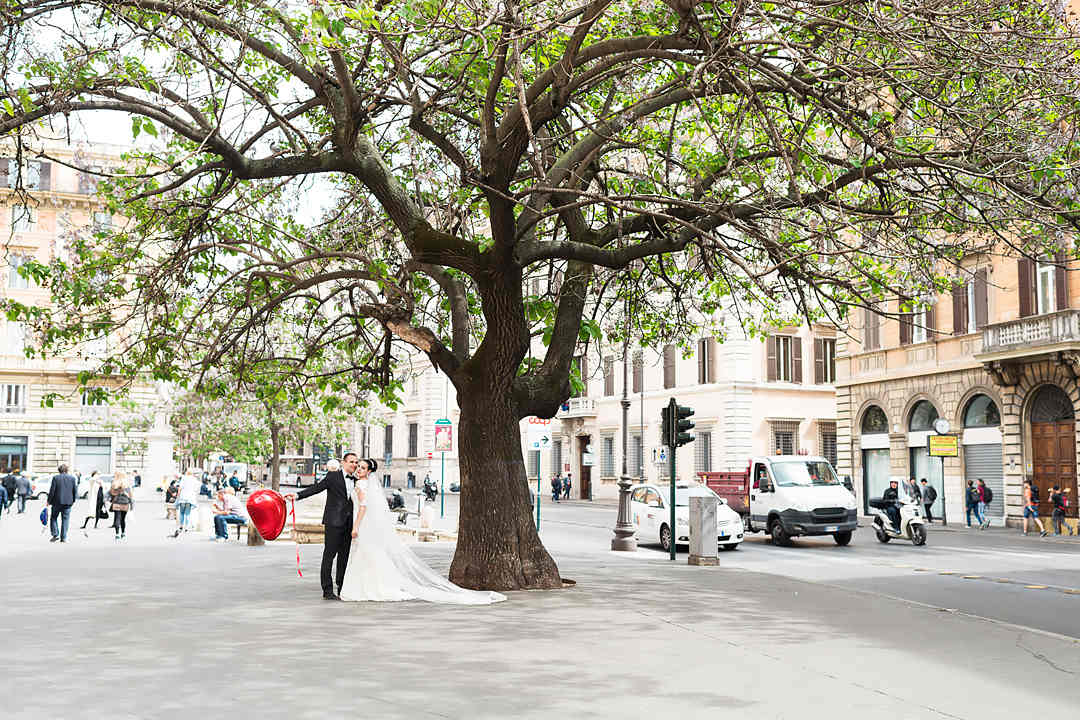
left=963, top=444, right=1004, bottom=519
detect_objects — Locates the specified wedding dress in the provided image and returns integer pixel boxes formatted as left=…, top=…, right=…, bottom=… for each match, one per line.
left=339, top=474, right=506, bottom=604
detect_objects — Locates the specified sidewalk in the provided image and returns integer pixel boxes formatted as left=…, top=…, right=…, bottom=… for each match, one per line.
left=4, top=491, right=1079, bottom=719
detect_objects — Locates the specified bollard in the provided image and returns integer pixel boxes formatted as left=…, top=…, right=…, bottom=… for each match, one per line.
left=688, top=494, right=718, bottom=566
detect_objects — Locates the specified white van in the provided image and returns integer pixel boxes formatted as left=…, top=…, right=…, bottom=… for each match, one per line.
left=744, top=456, right=857, bottom=546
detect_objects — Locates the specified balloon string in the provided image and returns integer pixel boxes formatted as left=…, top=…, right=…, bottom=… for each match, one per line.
left=289, top=498, right=302, bottom=578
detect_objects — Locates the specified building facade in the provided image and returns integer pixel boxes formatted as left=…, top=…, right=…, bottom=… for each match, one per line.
left=837, top=253, right=1080, bottom=530
left=1, top=141, right=174, bottom=483
left=529, top=319, right=839, bottom=500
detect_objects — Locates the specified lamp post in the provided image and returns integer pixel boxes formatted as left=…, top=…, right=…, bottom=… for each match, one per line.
left=612, top=296, right=637, bottom=551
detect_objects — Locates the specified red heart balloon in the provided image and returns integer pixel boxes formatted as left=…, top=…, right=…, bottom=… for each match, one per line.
left=246, top=489, right=287, bottom=541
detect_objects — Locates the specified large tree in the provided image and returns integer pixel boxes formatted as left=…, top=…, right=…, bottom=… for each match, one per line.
left=4, top=0, right=1080, bottom=589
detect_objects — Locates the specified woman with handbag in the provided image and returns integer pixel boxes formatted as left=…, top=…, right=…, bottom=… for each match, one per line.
left=80, top=471, right=111, bottom=531
left=108, top=472, right=134, bottom=541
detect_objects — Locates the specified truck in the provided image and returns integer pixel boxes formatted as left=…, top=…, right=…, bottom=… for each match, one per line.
left=698, top=455, right=857, bottom=546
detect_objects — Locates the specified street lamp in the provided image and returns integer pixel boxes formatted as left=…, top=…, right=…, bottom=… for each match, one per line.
left=612, top=296, right=637, bottom=551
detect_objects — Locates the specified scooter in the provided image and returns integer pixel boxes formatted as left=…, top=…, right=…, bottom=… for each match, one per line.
left=869, top=497, right=927, bottom=546
left=422, top=480, right=438, bottom=502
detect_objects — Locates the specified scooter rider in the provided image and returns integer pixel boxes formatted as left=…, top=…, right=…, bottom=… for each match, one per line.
left=882, top=480, right=902, bottom=531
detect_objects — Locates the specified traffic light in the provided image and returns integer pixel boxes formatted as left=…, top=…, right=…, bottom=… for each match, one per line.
left=661, top=404, right=672, bottom=448
left=674, top=403, right=695, bottom=447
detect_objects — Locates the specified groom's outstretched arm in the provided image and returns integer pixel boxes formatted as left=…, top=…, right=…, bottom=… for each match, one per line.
left=288, top=474, right=331, bottom=502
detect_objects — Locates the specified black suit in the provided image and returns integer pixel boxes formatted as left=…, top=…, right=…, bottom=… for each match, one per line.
left=48, top=473, right=78, bottom=541
left=297, top=470, right=355, bottom=595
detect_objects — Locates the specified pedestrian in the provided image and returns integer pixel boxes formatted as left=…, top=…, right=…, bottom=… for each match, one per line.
left=47, top=463, right=79, bottom=543
left=228, top=473, right=241, bottom=494
left=0, top=481, right=8, bottom=517
left=15, top=471, right=30, bottom=513
left=133, top=470, right=142, bottom=488
left=977, top=479, right=993, bottom=529
left=80, top=472, right=110, bottom=530
left=1, top=469, right=16, bottom=511
left=964, top=480, right=983, bottom=528
left=919, top=479, right=936, bottom=523
left=1049, top=486, right=1073, bottom=536
left=564, top=471, right=573, bottom=500
left=108, top=472, right=134, bottom=541
left=1022, top=480, right=1047, bottom=537
left=173, top=472, right=200, bottom=536
left=551, top=475, right=561, bottom=503
left=906, top=478, right=921, bottom=504
left=199, top=476, right=212, bottom=499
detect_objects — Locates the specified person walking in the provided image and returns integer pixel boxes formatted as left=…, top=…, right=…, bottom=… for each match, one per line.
left=564, top=472, right=573, bottom=500
left=919, top=479, right=936, bottom=524
left=551, top=475, right=561, bottom=503
left=976, top=479, right=993, bottom=529
left=15, top=471, right=30, bottom=513
left=1, top=470, right=16, bottom=511
left=964, top=480, right=983, bottom=528
left=108, top=472, right=134, bottom=541
left=0, top=481, right=8, bottom=518
left=48, top=464, right=79, bottom=542
left=80, top=472, right=110, bottom=530
left=1022, top=480, right=1048, bottom=537
left=173, top=472, right=201, bottom=536
left=1049, top=486, right=1073, bottom=536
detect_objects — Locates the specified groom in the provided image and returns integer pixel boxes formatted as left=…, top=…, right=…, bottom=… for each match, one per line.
left=286, top=453, right=359, bottom=600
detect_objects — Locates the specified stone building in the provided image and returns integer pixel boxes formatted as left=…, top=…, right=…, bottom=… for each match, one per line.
left=837, top=252, right=1080, bottom=530
left=0, top=140, right=174, bottom=483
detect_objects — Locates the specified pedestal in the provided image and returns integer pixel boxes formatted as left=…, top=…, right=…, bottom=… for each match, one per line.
left=688, top=495, right=718, bottom=566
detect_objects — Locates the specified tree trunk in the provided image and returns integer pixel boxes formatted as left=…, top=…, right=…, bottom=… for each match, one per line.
left=450, top=382, right=562, bottom=590
left=269, top=421, right=282, bottom=493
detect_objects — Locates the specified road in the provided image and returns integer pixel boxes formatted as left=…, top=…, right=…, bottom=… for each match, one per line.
left=533, top=496, right=1080, bottom=639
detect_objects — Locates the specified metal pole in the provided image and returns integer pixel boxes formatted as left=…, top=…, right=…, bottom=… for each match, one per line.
left=440, top=451, right=445, bottom=518
left=536, top=475, right=541, bottom=530
left=612, top=296, right=637, bottom=551
left=669, top=439, right=676, bottom=561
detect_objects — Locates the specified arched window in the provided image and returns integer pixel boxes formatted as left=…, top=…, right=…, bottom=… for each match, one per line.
left=908, top=400, right=939, bottom=431
left=861, top=405, right=888, bottom=434
left=963, top=394, right=1000, bottom=428
left=1030, top=385, right=1074, bottom=422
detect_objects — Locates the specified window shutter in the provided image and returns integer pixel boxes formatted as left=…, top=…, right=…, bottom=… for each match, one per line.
left=766, top=336, right=777, bottom=382
left=0, top=158, right=10, bottom=188
left=1055, top=251, right=1068, bottom=311
left=1018, top=258, right=1034, bottom=317
left=925, top=304, right=935, bottom=338
left=603, top=357, right=614, bottom=396
left=952, top=284, right=967, bottom=335
left=899, top=311, right=912, bottom=345
left=707, top=337, right=717, bottom=382
left=663, top=344, right=675, bottom=388
left=36, top=162, right=51, bottom=191
left=864, top=307, right=880, bottom=350
left=792, top=337, right=803, bottom=383
left=813, top=338, right=824, bottom=384
left=974, top=269, right=989, bottom=328
left=632, top=352, right=642, bottom=393
left=697, top=339, right=706, bottom=384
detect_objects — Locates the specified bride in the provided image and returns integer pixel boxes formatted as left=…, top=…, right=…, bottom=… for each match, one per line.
left=339, top=458, right=506, bottom=604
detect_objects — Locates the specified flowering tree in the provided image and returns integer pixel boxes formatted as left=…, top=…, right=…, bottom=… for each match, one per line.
left=4, top=0, right=1080, bottom=589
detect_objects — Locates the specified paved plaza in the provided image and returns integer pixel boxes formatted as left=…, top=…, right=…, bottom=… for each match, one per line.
left=2, top=488, right=1079, bottom=719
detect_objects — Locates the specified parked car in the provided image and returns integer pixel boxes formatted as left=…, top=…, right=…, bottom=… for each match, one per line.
left=630, top=482, right=744, bottom=553
left=29, top=473, right=98, bottom=501
left=449, top=481, right=460, bottom=493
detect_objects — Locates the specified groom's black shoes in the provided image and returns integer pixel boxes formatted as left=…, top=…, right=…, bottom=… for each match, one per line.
left=323, top=592, right=341, bottom=601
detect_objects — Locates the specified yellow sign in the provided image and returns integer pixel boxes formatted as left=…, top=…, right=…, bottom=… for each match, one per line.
left=928, top=434, right=959, bottom=457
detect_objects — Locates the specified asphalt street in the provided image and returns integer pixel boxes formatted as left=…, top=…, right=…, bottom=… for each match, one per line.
left=2, top=487, right=1078, bottom=719
left=534, top=495, right=1080, bottom=639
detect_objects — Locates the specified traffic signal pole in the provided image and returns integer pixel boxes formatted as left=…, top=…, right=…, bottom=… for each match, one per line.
left=663, top=397, right=694, bottom=562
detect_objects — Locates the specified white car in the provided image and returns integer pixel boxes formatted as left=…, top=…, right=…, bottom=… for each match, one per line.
left=630, top=482, right=744, bottom=553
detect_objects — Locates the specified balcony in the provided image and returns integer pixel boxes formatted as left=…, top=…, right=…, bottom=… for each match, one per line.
left=559, top=397, right=598, bottom=418
left=978, top=309, right=1080, bottom=359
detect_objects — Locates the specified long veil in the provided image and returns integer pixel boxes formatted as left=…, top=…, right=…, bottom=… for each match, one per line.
left=359, top=474, right=506, bottom=605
